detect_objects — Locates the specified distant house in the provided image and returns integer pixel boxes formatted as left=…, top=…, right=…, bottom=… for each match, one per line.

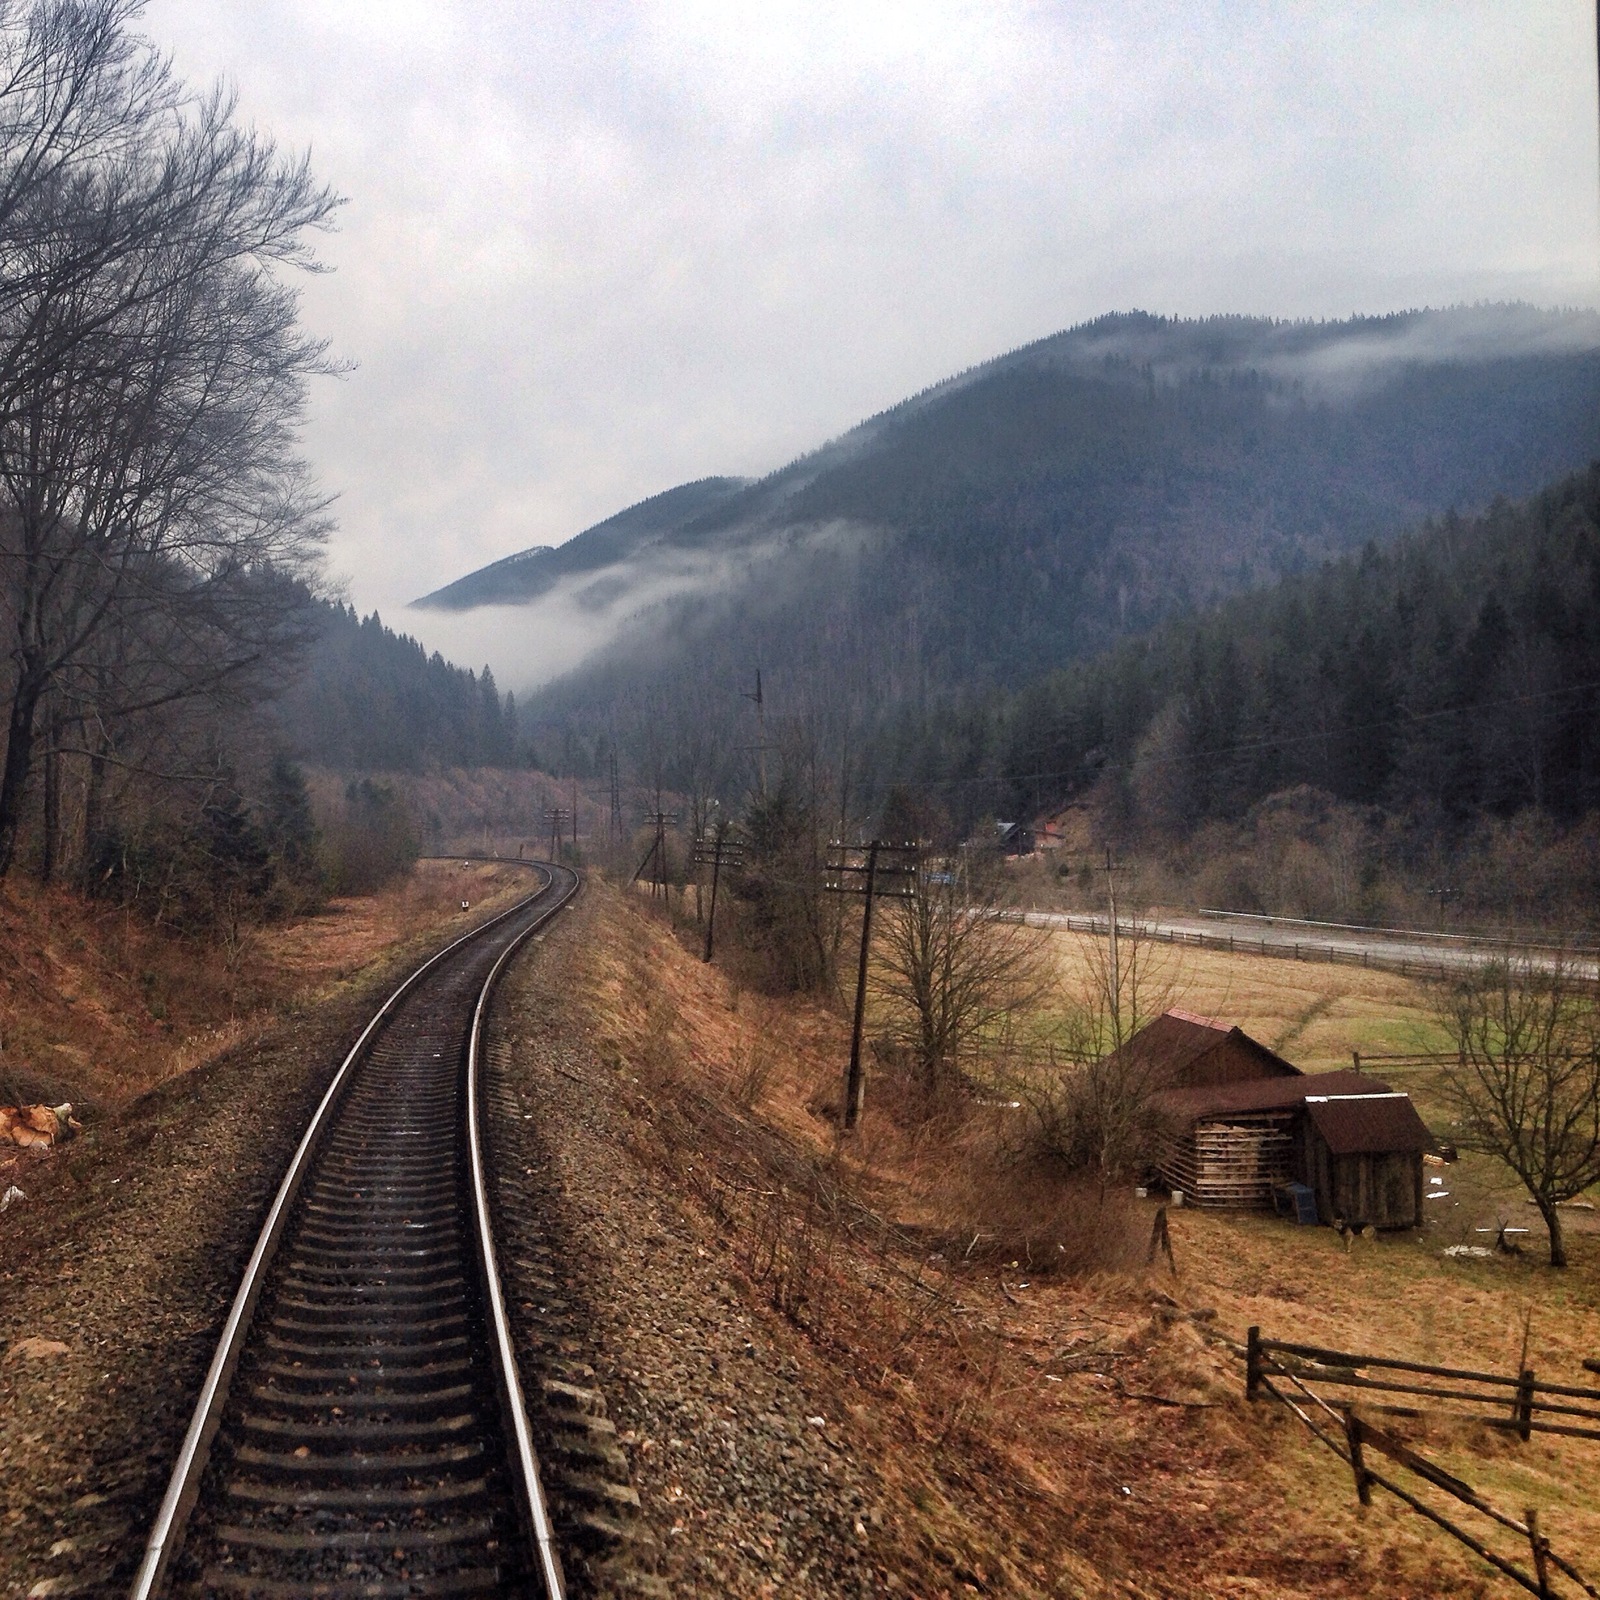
left=995, top=820, right=1034, bottom=855
left=1123, top=1011, right=1435, bottom=1228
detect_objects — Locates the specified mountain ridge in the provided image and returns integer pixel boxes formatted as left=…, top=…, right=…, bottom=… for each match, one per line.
left=412, top=306, right=1600, bottom=721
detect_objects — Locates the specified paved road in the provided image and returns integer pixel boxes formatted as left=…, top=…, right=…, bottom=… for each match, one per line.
left=1021, top=907, right=1600, bottom=982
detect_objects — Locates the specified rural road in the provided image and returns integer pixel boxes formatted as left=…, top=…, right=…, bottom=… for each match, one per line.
left=1021, top=907, right=1600, bottom=982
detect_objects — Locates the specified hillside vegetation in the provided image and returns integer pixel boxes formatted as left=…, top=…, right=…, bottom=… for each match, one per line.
left=983, top=464, right=1600, bottom=926
left=428, top=307, right=1600, bottom=734
left=276, top=601, right=526, bottom=772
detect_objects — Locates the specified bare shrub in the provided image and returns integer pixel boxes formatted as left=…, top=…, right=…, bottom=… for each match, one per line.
left=1011, top=909, right=1187, bottom=1183
left=732, top=1014, right=779, bottom=1109
left=928, top=1110, right=1146, bottom=1275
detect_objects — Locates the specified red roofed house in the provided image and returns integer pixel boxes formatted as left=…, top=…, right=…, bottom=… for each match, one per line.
left=1123, top=1011, right=1434, bottom=1227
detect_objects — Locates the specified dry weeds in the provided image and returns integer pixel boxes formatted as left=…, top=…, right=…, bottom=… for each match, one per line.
left=0, top=858, right=532, bottom=1113
left=567, top=876, right=1600, bottom=1597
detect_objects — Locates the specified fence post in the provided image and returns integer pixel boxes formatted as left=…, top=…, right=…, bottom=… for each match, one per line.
left=1516, top=1369, right=1535, bottom=1442
left=1247, top=1326, right=1262, bottom=1401
left=1525, top=1507, right=1552, bottom=1599
left=1343, top=1408, right=1372, bottom=1507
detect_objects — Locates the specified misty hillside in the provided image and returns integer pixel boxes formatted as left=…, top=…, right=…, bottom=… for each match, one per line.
left=994, top=463, right=1600, bottom=830
left=418, top=306, right=1600, bottom=725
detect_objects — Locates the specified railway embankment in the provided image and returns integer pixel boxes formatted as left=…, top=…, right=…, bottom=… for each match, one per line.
left=0, top=862, right=538, bottom=1600
left=490, top=876, right=1600, bottom=1599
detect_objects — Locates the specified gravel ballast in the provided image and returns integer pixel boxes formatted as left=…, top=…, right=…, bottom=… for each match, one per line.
left=486, top=892, right=988, bottom=1599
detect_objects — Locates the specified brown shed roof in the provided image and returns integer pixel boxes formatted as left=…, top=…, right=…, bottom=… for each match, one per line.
left=1305, top=1093, right=1435, bottom=1156
left=1115, top=1010, right=1302, bottom=1090
left=1152, top=1069, right=1387, bottom=1121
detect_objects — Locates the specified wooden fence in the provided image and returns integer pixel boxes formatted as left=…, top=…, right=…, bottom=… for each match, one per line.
left=1025, top=911, right=1465, bottom=981
left=1246, top=1329, right=1599, bottom=1597
left=1021, top=911, right=1600, bottom=986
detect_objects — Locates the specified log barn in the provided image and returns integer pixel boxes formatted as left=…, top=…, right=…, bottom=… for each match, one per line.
left=1129, top=1012, right=1435, bottom=1227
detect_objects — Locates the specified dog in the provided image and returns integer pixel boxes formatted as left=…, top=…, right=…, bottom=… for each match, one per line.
left=0, top=1103, right=80, bottom=1149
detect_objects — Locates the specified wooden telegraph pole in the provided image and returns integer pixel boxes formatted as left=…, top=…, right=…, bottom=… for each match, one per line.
left=692, top=822, right=746, bottom=962
left=542, top=807, right=572, bottom=863
left=1100, top=848, right=1129, bottom=1036
left=609, top=748, right=623, bottom=843
left=742, top=667, right=770, bottom=798
left=824, top=840, right=919, bottom=1129
left=631, top=810, right=678, bottom=899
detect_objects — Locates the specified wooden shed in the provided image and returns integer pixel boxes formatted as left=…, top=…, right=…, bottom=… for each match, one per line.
left=1151, top=1070, right=1378, bottom=1210
left=1124, top=1003, right=1438, bottom=1222
left=1297, top=1092, right=1433, bottom=1229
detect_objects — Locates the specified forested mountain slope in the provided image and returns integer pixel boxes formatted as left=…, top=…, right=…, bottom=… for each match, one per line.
left=995, top=463, right=1600, bottom=833
left=424, top=307, right=1600, bottom=733
left=275, top=602, right=523, bottom=772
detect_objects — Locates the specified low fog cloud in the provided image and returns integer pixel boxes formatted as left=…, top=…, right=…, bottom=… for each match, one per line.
left=140, top=1, right=1600, bottom=681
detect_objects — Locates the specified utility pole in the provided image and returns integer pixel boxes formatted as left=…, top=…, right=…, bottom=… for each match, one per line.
left=633, top=810, right=678, bottom=899
left=570, top=778, right=579, bottom=854
left=1101, top=849, right=1129, bottom=1038
left=543, top=807, right=572, bottom=863
left=692, top=821, right=746, bottom=962
left=824, top=840, right=919, bottom=1130
left=742, top=667, right=769, bottom=798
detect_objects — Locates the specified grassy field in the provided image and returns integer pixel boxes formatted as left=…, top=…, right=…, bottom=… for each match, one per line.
left=1043, top=924, right=1454, bottom=1069
left=581, top=882, right=1600, bottom=1595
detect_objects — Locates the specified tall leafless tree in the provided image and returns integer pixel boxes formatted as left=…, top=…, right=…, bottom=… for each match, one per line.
left=0, top=0, right=339, bottom=876
left=1437, top=956, right=1600, bottom=1268
left=873, top=850, right=1049, bottom=1101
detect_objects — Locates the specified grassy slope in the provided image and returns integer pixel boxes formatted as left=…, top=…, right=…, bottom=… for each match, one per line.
left=0, top=860, right=534, bottom=1113
left=577, top=879, right=1599, bottom=1596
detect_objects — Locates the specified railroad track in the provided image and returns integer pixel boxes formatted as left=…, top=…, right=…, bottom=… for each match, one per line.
left=130, top=862, right=581, bottom=1600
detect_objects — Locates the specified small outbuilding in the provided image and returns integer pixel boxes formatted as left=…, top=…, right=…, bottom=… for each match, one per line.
left=1297, top=1092, right=1434, bottom=1231
left=1127, top=1011, right=1436, bottom=1227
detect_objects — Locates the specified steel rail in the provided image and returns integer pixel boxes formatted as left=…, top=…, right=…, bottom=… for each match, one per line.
left=467, top=867, right=582, bottom=1599
left=129, top=860, right=578, bottom=1600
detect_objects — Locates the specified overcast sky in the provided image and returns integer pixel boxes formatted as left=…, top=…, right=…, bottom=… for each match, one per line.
left=142, top=0, right=1599, bottom=675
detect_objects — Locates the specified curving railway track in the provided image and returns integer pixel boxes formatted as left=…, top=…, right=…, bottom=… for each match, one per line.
left=129, top=862, right=581, bottom=1600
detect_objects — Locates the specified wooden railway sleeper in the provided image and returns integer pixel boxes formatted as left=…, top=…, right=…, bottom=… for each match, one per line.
left=231, top=1441, right=486, bottom=1477
left=201, top=1566, right=509, bottom=1599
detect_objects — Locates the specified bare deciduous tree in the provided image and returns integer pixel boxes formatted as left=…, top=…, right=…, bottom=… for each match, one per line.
left=0, top=0, right=339, bottom=876
left=1436, top=956, right=1600, bottom=1268
left=1022, top=910, right=1186, bottom=1182
left=872, top=851, right=1049, bottom=1101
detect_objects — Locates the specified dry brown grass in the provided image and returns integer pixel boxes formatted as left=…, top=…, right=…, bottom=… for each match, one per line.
left=0, top=858, right=532, bottom=1113
left=567, top=876, right=1600, bottom=1598
left=1044, top=926, right=1452, bottom=1069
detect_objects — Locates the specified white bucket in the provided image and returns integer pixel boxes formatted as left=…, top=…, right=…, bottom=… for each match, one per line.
left=1171, top=1190, right=1185, bottom=1208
